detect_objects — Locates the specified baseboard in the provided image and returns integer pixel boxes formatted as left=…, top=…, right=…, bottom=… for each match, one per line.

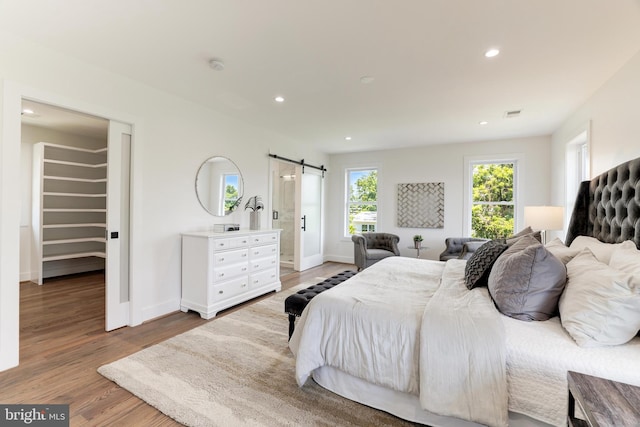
left=323, top=255, right=354, bottom=264
left=20, top=271, right=34, bottom=283
left=141, top=298, right=181, bottom=323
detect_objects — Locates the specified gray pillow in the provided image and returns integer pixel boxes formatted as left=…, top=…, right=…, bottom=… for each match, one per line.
left=505, top=226, right=542, bottom=246
left=464, top=239, right=508, bottom=289
left=488, top=234, right=567, bottom=321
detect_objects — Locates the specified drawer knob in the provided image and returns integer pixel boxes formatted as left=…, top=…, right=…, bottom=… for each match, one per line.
left=220, top=257, right=225, bottom=261
left=220, top=273, right=225, bottom=277
left=254, top=280, right=259, bottom=284
left=219, top=290, right=224, bottom=294
left=242, top=284, right=247, bottom=288
left=242, top=267, right=247, bottom=271
left=255, top=264, right=259, bottom=268
left=242, top=253, right=247, bottom=257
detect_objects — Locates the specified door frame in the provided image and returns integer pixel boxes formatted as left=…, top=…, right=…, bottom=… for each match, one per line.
left=0, top=80, right=141, bottom=371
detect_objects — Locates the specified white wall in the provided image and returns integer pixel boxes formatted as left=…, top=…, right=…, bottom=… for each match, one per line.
left=325, top=135, right=552, bottom=263
left=0, top=30, right=327, bottom=371
left=551, top=50, right=640, bottom=208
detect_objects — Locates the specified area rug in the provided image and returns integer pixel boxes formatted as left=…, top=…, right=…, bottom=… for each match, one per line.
left=98, top=283, right=414, bottom=426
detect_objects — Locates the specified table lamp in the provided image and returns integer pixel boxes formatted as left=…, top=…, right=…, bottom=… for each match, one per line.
left=524, top=206, right=564, bottom=245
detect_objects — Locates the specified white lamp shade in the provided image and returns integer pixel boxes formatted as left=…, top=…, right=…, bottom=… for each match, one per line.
left=524, top=206, right=564, bottom=231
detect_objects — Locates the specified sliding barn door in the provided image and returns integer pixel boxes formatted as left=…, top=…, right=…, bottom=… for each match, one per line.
left=294, top=166, right=323, bottom=271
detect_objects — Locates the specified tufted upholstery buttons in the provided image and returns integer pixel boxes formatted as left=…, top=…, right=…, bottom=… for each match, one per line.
left=567, top=157, right=640, bottom=248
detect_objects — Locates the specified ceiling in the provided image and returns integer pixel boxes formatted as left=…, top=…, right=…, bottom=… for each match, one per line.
left=3, top=0, right=640, bottom=153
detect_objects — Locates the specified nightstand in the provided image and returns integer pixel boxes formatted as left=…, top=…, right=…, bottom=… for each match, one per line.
left=567, top=371, right=640, bottom=426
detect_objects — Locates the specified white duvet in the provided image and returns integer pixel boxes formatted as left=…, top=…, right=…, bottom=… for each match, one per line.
left=289, top=256, right=640, bottom=427
left=290, top=257, right=508, bottom=426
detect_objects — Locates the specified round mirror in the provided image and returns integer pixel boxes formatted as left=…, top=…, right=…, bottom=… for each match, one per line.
left=195, top=156, right=244, bottom=216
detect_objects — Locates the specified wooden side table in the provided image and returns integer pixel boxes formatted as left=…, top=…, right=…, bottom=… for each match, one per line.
left=567, top=371, right=640, bottom=426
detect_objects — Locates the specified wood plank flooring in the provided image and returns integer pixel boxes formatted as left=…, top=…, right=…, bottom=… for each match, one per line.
left=0, top=262, right=355, bottom=426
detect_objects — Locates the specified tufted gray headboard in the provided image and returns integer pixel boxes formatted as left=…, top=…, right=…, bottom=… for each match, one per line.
left=565, top=156, right=640, bottom=248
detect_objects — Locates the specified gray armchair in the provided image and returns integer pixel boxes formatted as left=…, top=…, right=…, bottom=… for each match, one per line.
left=439, top=237, right=489, bottom=261
left=352, top=232, right=400, bottom=271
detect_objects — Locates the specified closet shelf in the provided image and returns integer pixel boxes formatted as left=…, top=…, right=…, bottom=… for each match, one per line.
left=43, top=252, right=106, bottom=262
left=43, top=237, right=106, bottom=245
left=44, top=159, right=107, bottom=168
left=43, top=223, right=106, bottom=229
left=43, top=192, right=107, bottom=198
left=44, top=208, right=107, bottom=213
left=41, top=142, right=107, bottom=154
left=34, top=142, right=108, bottom=285
left=43, top=175, right=107, bottom=183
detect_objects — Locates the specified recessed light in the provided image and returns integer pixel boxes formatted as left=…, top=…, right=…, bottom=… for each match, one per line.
left=274, top=96, right=285, bottom=103
left=359, top=76, right=375, bottom=84
left=345, top=136, right=352, bottom=141
left=479, top=121, right=488, bottom=126
left=484, top=49, right=500, bottom=58
left=21, top=108, right=34, bottom=115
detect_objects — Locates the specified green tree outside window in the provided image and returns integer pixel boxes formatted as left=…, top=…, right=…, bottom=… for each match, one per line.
left=471, top=163, right=515, bottom=238
left=347, top=169, right=377, bottom=235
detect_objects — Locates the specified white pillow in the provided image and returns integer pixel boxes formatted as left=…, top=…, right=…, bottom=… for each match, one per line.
left=568, top=235, right=622, bottom=264
left=609, top=240, right=640, bottom=274
left=545, top=237, right=580, bottom=264
left=559, top=248, right=640, bottom=347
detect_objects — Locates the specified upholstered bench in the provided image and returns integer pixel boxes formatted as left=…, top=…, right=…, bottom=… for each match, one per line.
left=284, top=270, right=357, bottom=339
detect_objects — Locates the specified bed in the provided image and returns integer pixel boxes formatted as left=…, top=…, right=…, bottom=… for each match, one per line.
left=289, top=157, right=640, bottom=427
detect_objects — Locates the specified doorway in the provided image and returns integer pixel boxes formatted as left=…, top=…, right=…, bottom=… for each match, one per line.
left=20, top=99, right=132, bottom=331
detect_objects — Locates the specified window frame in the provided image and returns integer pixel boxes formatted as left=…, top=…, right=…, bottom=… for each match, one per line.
left=345, top=167, right=378, bottom=237
left=463, top=154, right=522, bottom=237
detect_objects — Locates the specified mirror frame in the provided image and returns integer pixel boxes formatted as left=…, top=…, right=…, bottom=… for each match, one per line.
left=195, top=156, right=244, bottom=217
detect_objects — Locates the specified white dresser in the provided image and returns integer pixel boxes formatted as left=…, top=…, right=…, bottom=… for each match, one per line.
left=181, top=229, right=281, bottom=319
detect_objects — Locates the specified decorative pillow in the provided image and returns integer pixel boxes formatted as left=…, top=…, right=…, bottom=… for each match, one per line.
left=459, top=240, right=489, bottom=260
left=488, top=235, right=567, bottom=321
left=559, top=248, right=640, bottom=347
left=464, top=239, right=508, bottom=289
left=608, top=240, right=640, bottom=274
left=505, top=226, right=542, bottom=246
left=569, top=235, right=622, bottom=264
left=544, top=237, right=580, bottom=264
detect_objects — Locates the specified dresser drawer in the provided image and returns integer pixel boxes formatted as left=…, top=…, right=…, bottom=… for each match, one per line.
left=211, top=238, right=231, bottom=251
left=210, top=276, right=249, bottom=303
left=248, top=232, right=278, bottom=245
left=229, top=235, right=251, bottom=248
left=250, top=244, right=278, bottom=259
left=250, top=255, right=277, bottom=272
left=250, top=268, right=278, bottom=289
left=213, top=248, right=248, bottom=265
left=212, top=262, right=249, bottom=283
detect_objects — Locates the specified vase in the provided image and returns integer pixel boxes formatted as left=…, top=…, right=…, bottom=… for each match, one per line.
left=250, top=211, right=261, bottom=230
left=414, top=240, right=421, bottom=249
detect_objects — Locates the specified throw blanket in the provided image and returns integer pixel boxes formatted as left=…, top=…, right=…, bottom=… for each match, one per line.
left=420, top=260, right=508, bottom=427
left=290, top=258, right=508, bottom=426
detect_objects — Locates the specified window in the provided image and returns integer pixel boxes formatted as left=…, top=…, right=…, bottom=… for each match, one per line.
left=346, top=168, right=377, bottom=235
left=565, top=127, right=590, bottom=228
left=469, top=161, right=516, bottom=238
left=223, top=174, right=240, bottom=214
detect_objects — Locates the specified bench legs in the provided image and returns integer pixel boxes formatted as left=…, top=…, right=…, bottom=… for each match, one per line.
left=288, top=314, right=296, bottom=340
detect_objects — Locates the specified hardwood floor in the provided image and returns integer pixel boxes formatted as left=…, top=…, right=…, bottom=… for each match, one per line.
left=0, top=262, right=355, bottom=426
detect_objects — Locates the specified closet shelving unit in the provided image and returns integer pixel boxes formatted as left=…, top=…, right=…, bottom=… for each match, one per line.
left=33, top=142, right=108, bottom=285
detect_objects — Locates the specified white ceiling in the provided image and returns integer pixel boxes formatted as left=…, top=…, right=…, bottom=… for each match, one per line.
left=3, top=0, right=640, bottom=153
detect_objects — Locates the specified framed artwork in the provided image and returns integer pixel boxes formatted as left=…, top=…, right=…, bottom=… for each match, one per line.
left=397, top=182, right=444, bottom=228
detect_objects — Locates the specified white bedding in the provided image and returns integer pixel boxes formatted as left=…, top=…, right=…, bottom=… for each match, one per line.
left=289, top=256, right=640, bottom=427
